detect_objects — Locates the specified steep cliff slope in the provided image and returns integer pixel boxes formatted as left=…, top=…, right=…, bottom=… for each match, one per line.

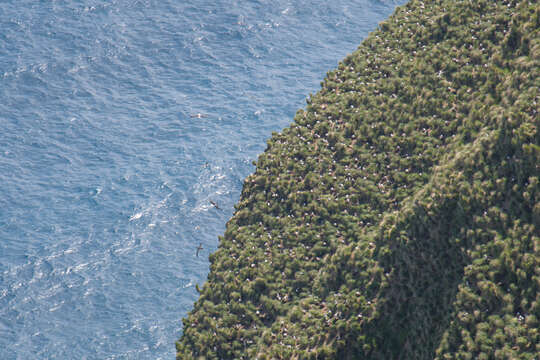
left=177, top=0, right=539, bottom=358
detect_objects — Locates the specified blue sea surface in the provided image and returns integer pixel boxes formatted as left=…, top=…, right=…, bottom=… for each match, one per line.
left=0, top=1, right=405, bottom=358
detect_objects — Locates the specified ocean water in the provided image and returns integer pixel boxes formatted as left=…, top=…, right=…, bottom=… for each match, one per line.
left=0, top=1, right=404, bottom=358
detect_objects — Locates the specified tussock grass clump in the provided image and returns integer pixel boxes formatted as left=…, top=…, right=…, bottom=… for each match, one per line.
left=177, top=0, right=539, bottom=358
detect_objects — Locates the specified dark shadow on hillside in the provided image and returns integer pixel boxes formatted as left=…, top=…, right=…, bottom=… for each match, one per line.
left=347, top=197, right=470, bottom=360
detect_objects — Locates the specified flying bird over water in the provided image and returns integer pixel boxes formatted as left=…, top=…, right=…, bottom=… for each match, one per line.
left=190, top=113, right=208, bottom=118
left=196, top=243, right=203, bottom=257
left=209, top=200, right=222, bottom=210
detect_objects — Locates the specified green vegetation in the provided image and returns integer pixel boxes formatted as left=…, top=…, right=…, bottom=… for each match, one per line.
left=176, top=0, right=539, bottom=358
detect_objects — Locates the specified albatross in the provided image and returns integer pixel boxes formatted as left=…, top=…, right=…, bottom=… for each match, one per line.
left=196, top=243, right=203, bottom=257
left=209, top=200, right=222, bottom=210
left=190, top=113, right=208, bottom=119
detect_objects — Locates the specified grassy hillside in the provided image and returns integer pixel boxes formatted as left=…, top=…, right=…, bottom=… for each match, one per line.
left=176, top=0, right=539, bottom=358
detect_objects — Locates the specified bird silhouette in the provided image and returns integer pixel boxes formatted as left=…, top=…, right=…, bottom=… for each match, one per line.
left=210, top=200, right=222, bottom=210
left=196, top=243, right=203, bottom=257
